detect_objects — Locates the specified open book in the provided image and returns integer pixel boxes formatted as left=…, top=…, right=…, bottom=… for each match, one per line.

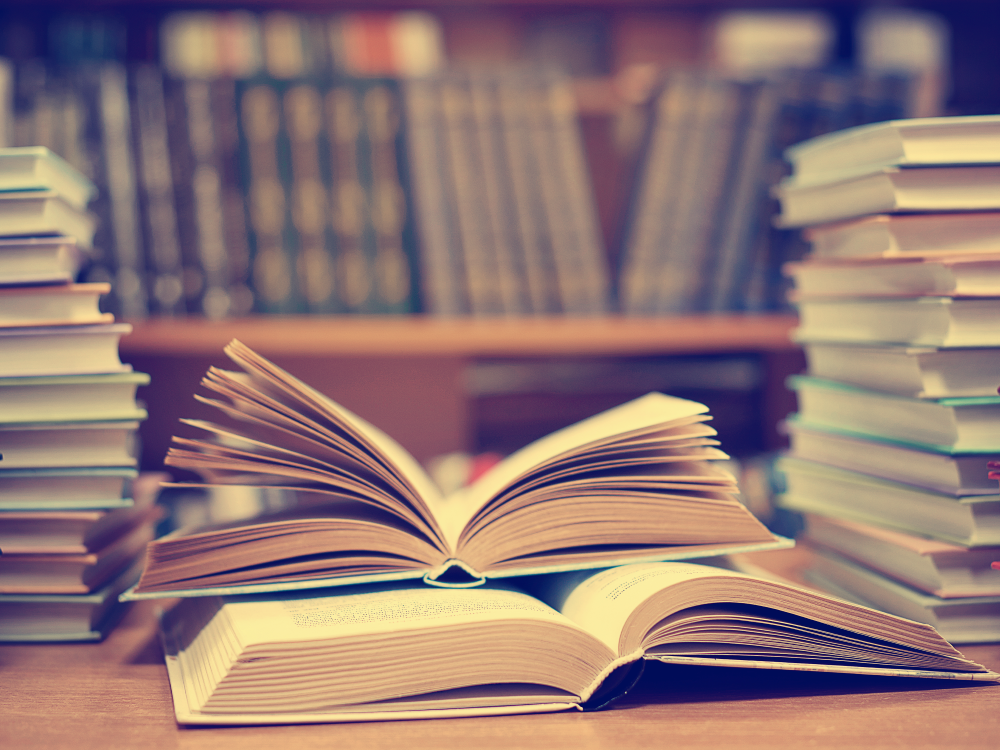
left=161, top=559, right=998, bottom=725
left=128, top=340, right=786, bottom=598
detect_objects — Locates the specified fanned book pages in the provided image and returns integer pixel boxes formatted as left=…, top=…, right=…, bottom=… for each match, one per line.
left=160, top=560, right=998, bottom=725
left=127, top=340, right=788, bottom=598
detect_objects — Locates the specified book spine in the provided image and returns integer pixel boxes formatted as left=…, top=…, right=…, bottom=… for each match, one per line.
left=468, top=73, right=527, bottom=316
left=97, top=61, right=148, bottom=320
left=440, top=72, right=505, bottom=317
left=654, top=75, right=743, bottom=314
left=360, top=80, right=419, bottom=313
left=285, top=80, right=338, bottom=312
left=324, top=82, right=372, bottom=312
left=705, top=80, right=782, bottom=313
left=543, top=73, right=611, bottom=315
left=496, top=73, right=559, bottom=315
left=128, top=63, right=186, bottom=317
left=210, top=77, right=255, bottom=316
left=237, top=78, right=301, bottom=313
left=618, top=72, right=698, bottom=316
left=400, top=77, right=467, bottom=315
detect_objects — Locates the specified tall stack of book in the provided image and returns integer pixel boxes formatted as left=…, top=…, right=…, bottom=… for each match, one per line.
left=0, top=147, right=158, bottom=642
left=772, top=115, right=1000, bottom=644
left=116, top=341, right=997, bottom=725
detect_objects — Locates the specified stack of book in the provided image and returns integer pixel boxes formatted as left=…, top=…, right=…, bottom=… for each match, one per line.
left=122, top=341, right=996, bottom=725
left=772, top=115, right=1000, bottom=644
left=0, top=147, right=158, bottom=643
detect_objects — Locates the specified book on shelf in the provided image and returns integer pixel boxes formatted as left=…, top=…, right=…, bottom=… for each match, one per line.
left=160, top=558, right=997, bottom=725
left=0, top=190, right=97, bottom=247
left=784, top=421, right=999, bottom=497
left=774, top=165, right=1000, bottom=228
left=804, top=212, right=1000, bottom=259
left=785, top=255, right=1000, bottom=298
left=0, top=236, right=86, bottom=287
left=125, top=339, right=789, bottom=599
left=792, top=296, right=1000, bottom=347
left=789, top=375, right=1000, bottom=453
left=0, top=420, right=141, bottom=470
left=805, top=547, right=1000, bottom=644
left=0, top=559, right=141, bottom=642
left=800, top=342, right=1000, bottom=399
left=783, top=114, right=1000, bottom=187
left=0, top=282, right=112, bottom=326
left=0, top=467, right=138, bottom=511
left=0, top=146, right=97, bottom=209
left=0, top=516, right=155, bottom=594
left=801, top=513, right=1000, bottom=599
left=0, top=372, right=148, bottom=424
left=776, top=455, right=1000, bottom=548
left=0, top=323, right=132, bottom=377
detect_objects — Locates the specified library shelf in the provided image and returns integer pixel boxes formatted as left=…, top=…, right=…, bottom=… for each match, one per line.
left=118, top=314, right=801, bottom=359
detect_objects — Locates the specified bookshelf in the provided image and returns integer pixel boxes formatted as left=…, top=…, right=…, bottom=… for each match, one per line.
left=119, top=313, right=803, bottom=468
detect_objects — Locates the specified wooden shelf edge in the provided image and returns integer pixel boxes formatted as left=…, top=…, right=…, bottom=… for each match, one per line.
left=118, top=314, right=801, bottom=358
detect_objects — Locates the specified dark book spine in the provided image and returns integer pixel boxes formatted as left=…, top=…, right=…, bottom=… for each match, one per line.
left=400, top=77, right=468, bottom=315
left=236, top=78, right=302, bottom=313
left=359, top=79, right=420, bottom=313
left=128, top=63, right=186, bottom=317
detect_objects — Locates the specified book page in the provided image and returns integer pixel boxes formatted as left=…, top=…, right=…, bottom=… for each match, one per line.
left=535, top=562, right=750, bottom=654
left=226, top=581, right=590, bottom=647
left=452, top=393, right=709, bottom=532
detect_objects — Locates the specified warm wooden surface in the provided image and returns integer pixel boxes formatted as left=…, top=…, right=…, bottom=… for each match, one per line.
left=118, top=315, right=801, bottom=358
left=2, top=549, right=999, bottom=750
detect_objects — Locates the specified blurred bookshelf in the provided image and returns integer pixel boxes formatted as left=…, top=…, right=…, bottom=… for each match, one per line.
left=3, top=1, right=993, bottom=466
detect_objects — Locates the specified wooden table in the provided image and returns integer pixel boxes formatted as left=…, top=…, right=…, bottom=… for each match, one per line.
left=3, top=552, right=999, bottom=750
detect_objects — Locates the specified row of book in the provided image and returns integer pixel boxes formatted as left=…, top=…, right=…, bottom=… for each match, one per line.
left=771, top=114, right=1000, bottom=643
left=617, top=66, right=914, bottom=314
left=0, top=156, right=157, bottom=642
left=3, top=52, right=919, bottom=320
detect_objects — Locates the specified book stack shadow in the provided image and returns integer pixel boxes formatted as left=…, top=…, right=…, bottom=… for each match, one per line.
left=773, top=115, right=1000, bottom=644
left=118, top=341, right=996, bottom=725
left=0, top=146, right=158, bottom=643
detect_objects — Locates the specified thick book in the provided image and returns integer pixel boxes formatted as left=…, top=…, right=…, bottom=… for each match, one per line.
left=774, top=165, right=1000, bottom=228
left=804, top=212, right=1000, bottom=259
left=0, top=323, right=132, bottom=377
left=785, top=256, right=1000, bottom=298
left=0, top=419, right=141, bottom=469
left=0, top=467, right=138, bottom=511
left=777, top=455, right=1000, bottom=547
left=801, top=513, right=1000, bottom=599
left=0, top=190, right=97, bottom=247
left=792, top=296, right=1000, bottom=347
left=785, top=421, right=999, bottom=496
left=0, top=518, right=155, bottom=594
left=801, top=342, right=1000, bottom=399
left=126, top=339, right=788, bottom=598
left=806, top=547, right=1000, bottom=644
left=790, top=375, right=1000, bottom=453
left=0, top=560, right=140, bottom=642
left=0, top=146, right=97, bottom=210
left=0, top=236, right=85, bottom=286
left=0, top=373, right=148, bottom=424
left=783, top=115, right=1000, bottom=188
left=0, top=282, right=112, bottom=327
left=160, top=559, right=997, bottom=725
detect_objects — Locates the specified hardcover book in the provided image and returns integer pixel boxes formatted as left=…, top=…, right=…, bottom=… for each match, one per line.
left=160, top=559, right=997, bottom=724
left=126, top=339, right=790, bottom=599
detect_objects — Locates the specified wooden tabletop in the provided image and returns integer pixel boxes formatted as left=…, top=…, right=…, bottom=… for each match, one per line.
left=3, top=550, right=999, bottom=750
